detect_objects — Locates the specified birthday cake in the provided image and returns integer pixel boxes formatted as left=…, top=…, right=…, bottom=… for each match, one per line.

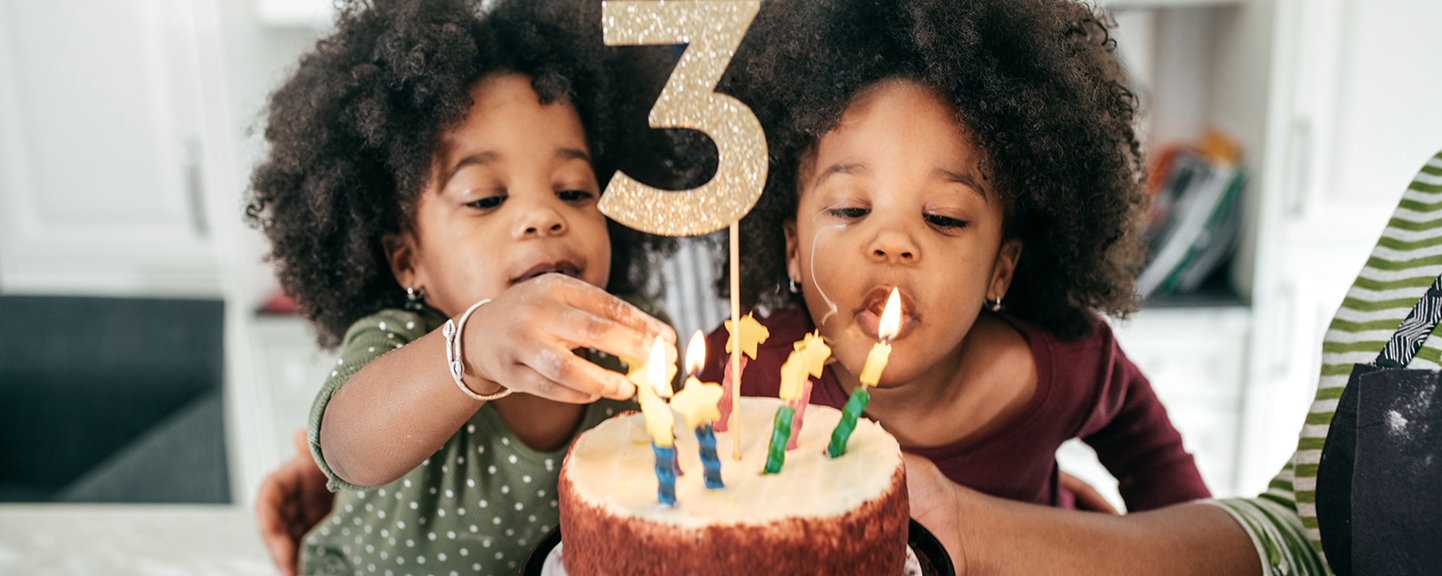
left=557, top=396, right=908, bottom=575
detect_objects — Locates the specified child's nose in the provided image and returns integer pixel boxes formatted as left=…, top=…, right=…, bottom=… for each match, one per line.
left=866, top=229, right=918, bottom=264
left=512, top=200, right=568, bottom=239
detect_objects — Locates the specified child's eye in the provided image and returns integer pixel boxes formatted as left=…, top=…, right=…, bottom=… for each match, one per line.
left=828, top=207, right=869, bottom=220
left=557, top=189, right=595, bottom=202
left=467, top=195, right=505, bottom=210
left=925, top=214, right=968, bottom=229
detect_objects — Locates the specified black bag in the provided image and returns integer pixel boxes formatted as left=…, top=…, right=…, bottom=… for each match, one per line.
left=1316, top=279, right=1442, bottom=575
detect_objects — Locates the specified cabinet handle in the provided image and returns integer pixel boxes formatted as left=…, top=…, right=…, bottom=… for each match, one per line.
left=184, top=138, right=208, bottom=237
left=1284, top=118, right=1312, bottom=218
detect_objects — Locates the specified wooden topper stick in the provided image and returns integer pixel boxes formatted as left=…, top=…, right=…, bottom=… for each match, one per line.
left=729, top=223, right=742, bottom=458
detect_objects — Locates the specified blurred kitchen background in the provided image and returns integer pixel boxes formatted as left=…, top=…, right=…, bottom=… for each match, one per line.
left=1, top=0, right=1440, bottom=569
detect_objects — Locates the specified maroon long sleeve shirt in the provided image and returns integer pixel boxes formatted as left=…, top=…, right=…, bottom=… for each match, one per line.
left=699, top=308, right=1210, bottom=511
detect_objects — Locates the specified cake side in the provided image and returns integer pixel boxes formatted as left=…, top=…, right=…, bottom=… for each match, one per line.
left=559, top=463, right=907, bottom=576
left=558, top=397, right=908, bottom=576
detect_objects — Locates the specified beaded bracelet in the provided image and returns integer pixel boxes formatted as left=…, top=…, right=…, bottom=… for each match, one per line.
left=443, top=298, right=511, bottom=401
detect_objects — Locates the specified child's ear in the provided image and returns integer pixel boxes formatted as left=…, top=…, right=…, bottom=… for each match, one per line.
left=784, top=219, right=802, bottom=285
left=383, top=232, right=424, bottom=291
left=989, top=239, right=1023, bottom=300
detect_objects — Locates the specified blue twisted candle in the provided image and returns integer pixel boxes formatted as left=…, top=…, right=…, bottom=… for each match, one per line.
left=694, top=423, right=724, bottom=489
left=653, top=442, right=677, bottom=506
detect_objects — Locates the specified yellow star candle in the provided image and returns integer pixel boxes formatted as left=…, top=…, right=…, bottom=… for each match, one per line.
left=716, top=313, right=769, bottom=434
left=786, top=332, right=830, bottom=450
left=827, top=288, right=901, bottom=458
left=762, top=351, right=805, bottom=474
left=671, top=332, right=726, bottom=489
left=763, top=331, right=832, bottom=472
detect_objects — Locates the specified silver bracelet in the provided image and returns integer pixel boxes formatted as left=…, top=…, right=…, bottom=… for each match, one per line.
left=442, top=298, right=511, bottom=401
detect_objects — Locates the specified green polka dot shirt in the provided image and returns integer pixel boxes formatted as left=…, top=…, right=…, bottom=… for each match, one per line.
left=301, top=302, right=655, bottom=576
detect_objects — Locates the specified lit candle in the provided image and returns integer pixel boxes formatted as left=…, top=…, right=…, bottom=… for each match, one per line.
left=716, top=313, right=769, bottom=434
left=639, top=337, right=678, bottom=506
left=827, top=288, right=900, bottom=458
left=671, top=332, right=726, bottom=490
left=786, top=331, right=830, bottom=450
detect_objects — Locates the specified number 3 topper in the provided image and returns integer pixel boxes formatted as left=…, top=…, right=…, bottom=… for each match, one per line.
left=600, top=0, right=767, bottom=237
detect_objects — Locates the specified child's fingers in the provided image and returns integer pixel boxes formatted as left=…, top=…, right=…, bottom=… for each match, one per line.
left=519, top=344, right=636, bottom=401
left=544, top=274, right=675, bottom=345
left=550, top=307, right=661, bottom=363
left=506, top=362, right=606, bottom=404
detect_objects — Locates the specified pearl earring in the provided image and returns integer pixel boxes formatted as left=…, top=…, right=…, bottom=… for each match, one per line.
left=789, top=278, right=800, bottom=294
left=405, top=286, right=426, bottom=310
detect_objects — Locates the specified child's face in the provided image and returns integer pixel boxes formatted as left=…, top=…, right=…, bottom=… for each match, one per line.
left=388, top=73, right=611, bottom=317
left=786, top=78, right=1021, bottom=388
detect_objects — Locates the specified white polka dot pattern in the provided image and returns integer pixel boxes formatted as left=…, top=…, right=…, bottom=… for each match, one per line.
left=301, top=306, right=643, bottom=575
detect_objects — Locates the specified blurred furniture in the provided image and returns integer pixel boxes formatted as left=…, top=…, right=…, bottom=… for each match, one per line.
left=0, top=296, right=227, bottom=503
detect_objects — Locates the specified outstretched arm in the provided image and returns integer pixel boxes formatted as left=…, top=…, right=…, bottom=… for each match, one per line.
left=904, top=454, right=1259, bottom=576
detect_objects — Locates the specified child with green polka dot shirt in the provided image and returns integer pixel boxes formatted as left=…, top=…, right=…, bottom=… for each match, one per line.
left=244, top=0, right=682, bottom=573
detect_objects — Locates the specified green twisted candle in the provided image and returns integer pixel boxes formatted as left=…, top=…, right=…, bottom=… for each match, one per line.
left=762, top=405, right=796, bottom=474
left=826, top=386, right=870, bottom=458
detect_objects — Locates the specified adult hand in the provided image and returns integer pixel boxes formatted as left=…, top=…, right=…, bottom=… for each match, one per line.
left=256, top=430, right=334, bottom=576
left=463, top=273, right=675, bottom=404
left=904, top=453, right=1259, bottom=576
left=1060, top=470, right=1121, bottom=515
left=903, top=453, right=971, bottom=575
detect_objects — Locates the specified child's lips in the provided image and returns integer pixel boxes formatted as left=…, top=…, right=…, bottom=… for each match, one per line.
left=855, top=308, right=918, bottom=341
left=511, top=260, right=582, bottom=284
left=854, top=287, right=918, bottom=341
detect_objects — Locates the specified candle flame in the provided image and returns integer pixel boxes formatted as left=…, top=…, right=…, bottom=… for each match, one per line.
left=647, top=336, right=668, bottom=397
left=685, top=330, right=706, bottom=375
left=878, top=288, right=902, bottom=341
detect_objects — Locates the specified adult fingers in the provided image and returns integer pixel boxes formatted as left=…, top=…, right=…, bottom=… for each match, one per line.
left=1059, top=470, right=1120, bottom=515
left=256, top=474, right=300, bottom=576
left=291, top=429, right=309, bottom=457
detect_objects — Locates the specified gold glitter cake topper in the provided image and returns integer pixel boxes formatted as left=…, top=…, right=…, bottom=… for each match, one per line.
left=600, top=0, right=767, bottom=237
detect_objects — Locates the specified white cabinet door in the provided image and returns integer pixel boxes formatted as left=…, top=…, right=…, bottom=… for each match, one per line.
left=0, top=0, right=217, bottom=296
left=1241, top=0, right=1442, bottom=493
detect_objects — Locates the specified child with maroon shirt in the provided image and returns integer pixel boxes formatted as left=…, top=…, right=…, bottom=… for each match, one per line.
left=699, top=0, right=1207, bottom=520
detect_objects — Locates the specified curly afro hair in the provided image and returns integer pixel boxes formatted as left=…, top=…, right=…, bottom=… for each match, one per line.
left=718, top=0, right=1149, bottom=339
left=246, top=0, right=694, bottom=349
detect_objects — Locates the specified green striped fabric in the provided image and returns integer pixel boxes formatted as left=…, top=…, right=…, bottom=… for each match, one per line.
left=1209, top=149, right=1442, bottom=575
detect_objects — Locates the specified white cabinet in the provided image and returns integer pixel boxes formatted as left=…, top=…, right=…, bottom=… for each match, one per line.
left=1060, top=307, right=1250, bottom=510
left=1238, top=0, right=1442, bottom=492
left=1090, top=0, right=1442, bottom=499
left=0, top=0, right=219, bottom=297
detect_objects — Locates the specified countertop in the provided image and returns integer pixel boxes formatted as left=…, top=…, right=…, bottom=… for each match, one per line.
left=0, top=504, right=273, bottom=576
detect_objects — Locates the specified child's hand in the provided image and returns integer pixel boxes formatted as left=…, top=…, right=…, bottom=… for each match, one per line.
left=464, top=273, right=674, bottom=403
left=256, top=430, right=333, bottom=576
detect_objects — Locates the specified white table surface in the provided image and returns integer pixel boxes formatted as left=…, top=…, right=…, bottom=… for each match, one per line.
left=0, top=504, right=274, bottom=576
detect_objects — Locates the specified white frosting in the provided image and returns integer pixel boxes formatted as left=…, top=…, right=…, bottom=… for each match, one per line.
left=563, top=397, right=902, bottom=529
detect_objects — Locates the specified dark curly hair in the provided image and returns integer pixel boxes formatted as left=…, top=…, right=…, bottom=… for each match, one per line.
left=718, top=0, right=1148, bottom=339
left=246, top=0, right=697, bottom=349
